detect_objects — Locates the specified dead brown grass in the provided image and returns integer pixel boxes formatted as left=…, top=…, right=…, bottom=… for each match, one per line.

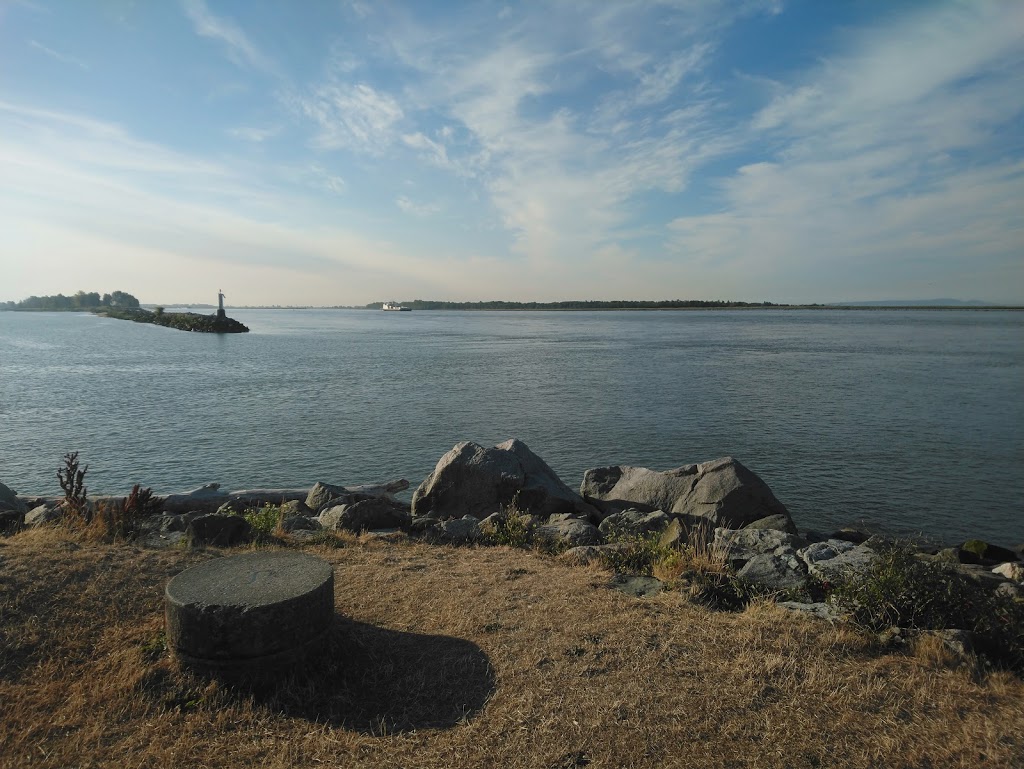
left=2, top=526, right=1023, bottom=769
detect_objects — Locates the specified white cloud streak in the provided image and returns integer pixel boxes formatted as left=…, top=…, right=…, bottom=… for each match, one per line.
left=29, top=39, right=88, bottom=69
left=181, top=0, right=277, bottom=74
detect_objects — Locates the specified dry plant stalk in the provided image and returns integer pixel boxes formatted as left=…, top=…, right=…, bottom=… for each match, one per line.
left=56, top=451, right=89, bottom=525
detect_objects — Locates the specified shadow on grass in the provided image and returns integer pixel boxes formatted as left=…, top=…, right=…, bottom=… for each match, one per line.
left=219, top=614, right=495, bottom=734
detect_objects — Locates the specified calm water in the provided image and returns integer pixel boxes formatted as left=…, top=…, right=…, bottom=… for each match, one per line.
left=0, top=309, right=1021, bottom=545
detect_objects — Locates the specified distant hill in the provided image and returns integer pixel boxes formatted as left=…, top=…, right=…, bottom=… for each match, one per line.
left=833, top=299, right=992, bottom=307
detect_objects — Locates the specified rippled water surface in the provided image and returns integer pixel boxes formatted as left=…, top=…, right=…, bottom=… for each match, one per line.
left=1, top=309, right=1021, bottom=544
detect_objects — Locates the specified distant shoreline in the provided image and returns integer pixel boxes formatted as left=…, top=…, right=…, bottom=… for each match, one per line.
left=179, top=304, right=1024, bottom=312
left=5, top=303, right=1022, bottom=313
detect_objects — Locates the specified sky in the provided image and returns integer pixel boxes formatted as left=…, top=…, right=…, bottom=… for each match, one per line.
left=1, top=0, right=1022, bottom=306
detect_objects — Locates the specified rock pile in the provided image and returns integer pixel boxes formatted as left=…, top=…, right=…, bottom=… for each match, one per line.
left=3, top=439, right=1021, bottom=615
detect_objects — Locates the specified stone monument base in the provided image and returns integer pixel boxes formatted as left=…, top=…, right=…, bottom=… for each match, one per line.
left=165, top=551, right=335, bottom=673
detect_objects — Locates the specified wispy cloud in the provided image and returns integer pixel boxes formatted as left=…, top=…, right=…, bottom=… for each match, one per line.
left=29, top=39, right=88, bottom=69
left=396, top=195, right=439, bottom=217
left=181, top=0, right=276, bottom=74
left=296, top=82, right=404, bottom=154
left=668, top=1, right=1024, bottom=301
left=227, top=125, right=281, bottom=143
left=0, top=100, right=473, bottom=303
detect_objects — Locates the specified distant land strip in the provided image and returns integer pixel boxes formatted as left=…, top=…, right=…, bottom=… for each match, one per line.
left=342, top=300, right=1022, bottom=311
left=3, top=295, right=1021, bottom=312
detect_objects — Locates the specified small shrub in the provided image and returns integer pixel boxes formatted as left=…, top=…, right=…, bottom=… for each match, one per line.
left=688, top=571, right=760, bottom=611
left=485, top=513, right=532, bottom=549
left=831, top=543, right=1024, bottom=673
left=90, top=484, right=161, bottom=542
left=678, top=521, right=730, bottom=574
left=243, top=504, right=284, bottom=539
left=601, top=532, right=674, bottom=576
left=482, top=495, right=534, bottom=549
left=57, top=451, right=89, bottom=524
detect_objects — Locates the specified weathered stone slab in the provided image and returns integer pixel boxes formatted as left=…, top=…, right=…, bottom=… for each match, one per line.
left=165, top=551, right=334, bottom=671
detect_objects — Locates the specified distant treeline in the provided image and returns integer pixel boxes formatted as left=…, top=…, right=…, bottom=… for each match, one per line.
left=361, top=299, right=781, bottom=311
left=1, top=291, right=140, bottom=311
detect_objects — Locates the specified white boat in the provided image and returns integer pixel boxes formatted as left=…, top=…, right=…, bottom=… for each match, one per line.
left=382, top=301, right=411, bottom=311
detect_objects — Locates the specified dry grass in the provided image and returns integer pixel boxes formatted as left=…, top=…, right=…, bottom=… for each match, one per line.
left=2, top=526, right=1023, bottom=769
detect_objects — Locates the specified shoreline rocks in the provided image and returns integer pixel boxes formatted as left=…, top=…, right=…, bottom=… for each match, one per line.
left=3, top=440, right=1020, bottom=601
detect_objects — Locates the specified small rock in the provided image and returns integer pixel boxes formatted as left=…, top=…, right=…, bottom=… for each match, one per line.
left=318, top=497, right=409, bottom=532
left=995, top=582, right=1021, bottom=599
left=777, top=601, right=840, bottom=621
left=598, top=508, right=671, bottom=539
left=559, top=543, right=630, bottom=567
left=744, top=514, right=799, bottom=535
left=993, top=562, right=1024, bottom=583
left=161, top=512, right=198, bottom=533
left=608, top=574, right=663, bottom=598
left=162, top=483, right=228, bottom=514
left=305, top=482, right=347, bottom=513
left=25, top=504, right=63, bottom=526
left=0, top=482, right=26, bottom=514
left=877, top=626, right=907, bottom=648
left=547, top=512, right=585, bottom=523
left=829, top=527, right=871, bottom=544
left=278, top=499, right=314, bottom=518
left=438, top=516, right=482, bottom=544
left=185, top=513, right=253, bottom=547
left=956, top=540, right=1020, bottom=566
left=281, top=515, right=321, bottom=533
left=714, top=527, right=804, bottom=569
left=797, top=540, right=870, bottom=581
left=535, top=518, right=602, bottom=548
left=736, top=553, right=807, bottom=591
left=409, top=516, right=440, bottom=535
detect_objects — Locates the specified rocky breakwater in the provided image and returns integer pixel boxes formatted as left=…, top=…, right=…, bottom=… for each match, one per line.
left=94, top=307, right=249, bottom=333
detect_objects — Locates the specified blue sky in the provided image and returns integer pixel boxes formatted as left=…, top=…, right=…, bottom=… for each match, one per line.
left=1, top=0, right=1022, bottom=305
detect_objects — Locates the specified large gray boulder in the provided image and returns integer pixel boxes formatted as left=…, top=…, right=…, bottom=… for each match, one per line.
left=0, top=482, right=26, bottom=513
left=581, top=457, right=792, bottom=529
left=412, top=439, right=597, bottom=520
